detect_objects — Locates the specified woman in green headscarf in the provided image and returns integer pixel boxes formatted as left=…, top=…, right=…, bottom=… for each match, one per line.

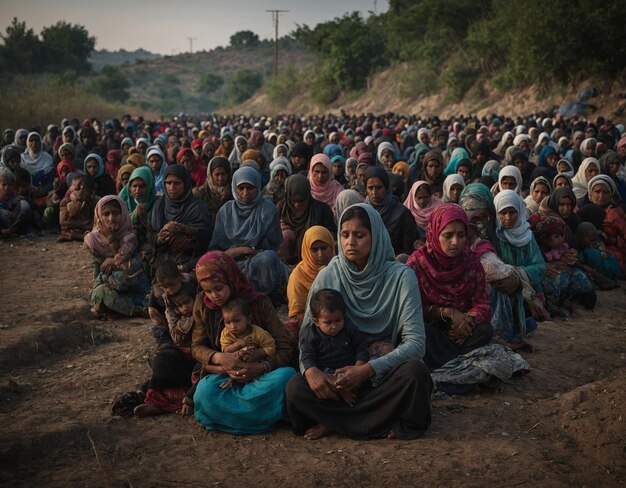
left=119, top=166, right=156, bottom=254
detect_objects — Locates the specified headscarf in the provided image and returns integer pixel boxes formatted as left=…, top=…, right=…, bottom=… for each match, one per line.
left=56, top=160, right=75, bottom=182
left=323, top=143, right=343, bottom=159
left=481, top=159, right=500, bottom=182
left=116, top=164, right=135, bottom=191
left=588, top=174, right=617, bottom=199
left=308, top=153, right=344, bottom=213
left=392, top=161, right=410, bottom=182
left=195, top=251, right=262, bottom=310
left=1, top=146, right=20, bottom=169
left=57, top=143, right=76, bottom=160
left=498, top=165, right=523, bottom=194
left=442, top=174, right=466, bottom=203
left=572, top=157, right=601, bottom=199
left=264, top=156, right=292, bottom=202
left=443, top=147, right=470, bottom=176
left=83, top=195, right=137, bottom=258
left=556, top=158, right=574, bottom=177
left=287, top=226, right=335, bottom=319
left=118, top=165, right=156, bottom=214
left=494, top=189, right=532, bottom=247
left=553, top=172, right=573, bottom=189
left=524, top=176, right=552, bottom=213
left=20, top=132, right=54, bottom=175
left=126, top=153, right=145, bottom=169
left=146, top=146, right=168, bottom=195
left=580, top=138, right=597, bottom=156
left=196, top=156, right=232, bottom=212
left=229, top=135, right=247, bottom=170
left=403, top=180, right=443, bottom=229
left=105, top=149, right=122, bottom=179
left=533, top=215, right=566, bottom=243
left=85, top=153, right=105, bottom=177
left=376, top=141, right=395, bottom=167
left=13, top=129, right=28, bottom=151
left=334, top=189, right=364, bottom=221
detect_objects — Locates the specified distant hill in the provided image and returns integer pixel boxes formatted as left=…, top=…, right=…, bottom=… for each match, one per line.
left=118, top=38, right=312, bottom=114
left=90, top=49, right=162, bottom=72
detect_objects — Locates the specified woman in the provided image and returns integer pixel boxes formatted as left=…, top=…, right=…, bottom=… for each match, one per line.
left=553, top=173, right=573, bottom=190
left=538, top=186, right=580, bottom=239
left=119, top=165, right=157, bottom=252
left=443, top=147, right=470, bottom=177
left=191, top=251, right=295, bottom=434
left=148, top=165, right=213, bottom=273
left=495, top=165, right=523, bottom=196
left=442, top=174, right=465, bottom=204
left=420, top=150, right=445, bottom=197
left=599, top=150, right=626, bottom=204
left=285, top=204, right=432, bottom=440
left=20, top=131, right=55, bottom=209
left=146, top=146, right=168, bottom=196
left=572, top=157, right=601, bottom=204
left=308, top=153, right=345, bottom=215
left=524, top=176, right=552, bottom=213
left=403, top=180, right=443, bottom=237
left=192, top=156, right=233, bottom=222
left=83, top=195, right=150, bottom=318
left=262, top=156, right=291, bottom=204
left=116, top=163, right=135, bottom=192
left=407, top=204, right=493, bottom=369
left=365, top=166, right=418, bottom=256
left=209, top=166, right=288, bottom=298
left=84, top=153, right=117, bottom=197
left=177, top=147, right=206, bottom=188
left=278, top=174, right=336, bottom=263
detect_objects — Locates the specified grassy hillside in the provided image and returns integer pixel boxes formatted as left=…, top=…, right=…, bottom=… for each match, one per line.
left=90, top=49, right=162, bottom=72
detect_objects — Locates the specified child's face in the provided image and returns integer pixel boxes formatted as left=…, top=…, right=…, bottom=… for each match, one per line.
left=579, top=233, right=596, bottom=249
left=6, top=156, right=20, bottom=171
left=100, top=203, right=122, bottom=233
left=85, top=159, right=99, bottom=176
left=200, top=279, right=231, bottom=307
left=0, top=177, right=14, bottom=199
left=223, top=308, right=251, bottom=336
left=314, top=309, right=345, bottom=337
left=160, top=277, right=183, bottom=296
left=545, top=232, right=565, bottom=250
left=173, top=294, right=194, bottom=316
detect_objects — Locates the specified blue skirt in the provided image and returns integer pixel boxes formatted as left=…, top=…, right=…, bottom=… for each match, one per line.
left=193, top=367, right=297, bottom=435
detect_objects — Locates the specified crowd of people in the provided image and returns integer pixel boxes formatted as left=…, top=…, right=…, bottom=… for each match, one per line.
left=1, top=111, right=624, bottom=440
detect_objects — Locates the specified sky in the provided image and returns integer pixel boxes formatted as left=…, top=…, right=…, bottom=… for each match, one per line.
left=0, top=0, right=389, bottom=55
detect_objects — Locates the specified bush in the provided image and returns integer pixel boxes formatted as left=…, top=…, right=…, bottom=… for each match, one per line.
left=266, top=64, right=302, bottom=103
left=224, top=69, right=262, bottom=104
left=87, top=65, right=130, bottom=103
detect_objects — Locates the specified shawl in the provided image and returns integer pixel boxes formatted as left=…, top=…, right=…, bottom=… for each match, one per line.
left=539, top=187, right=579, bottom=231
left=210, top=166, right=281, bottom=249
left=421, top=150, right=446, bottom=193
left=83, top=195, right=138, bottom=258
left=444, top=147, right=470, bottom=176
left=281, top=174, right=315, bottom=232
left=572, top=157, right=600, bottom=199
left=147, top=146, right=168, bottom=196
left=403, top=180, right=443, bottom=229
left=498, top=165, right=523, bottom=195
left=286, top=226, right=335, bottom=319
left=20, top=132, right=54, bottom=175
left=193, top=156, right=232, bottom=215
left=459, top=183, right=495, bottom=215
left=118, top=166, right=156, bottom=214
left=228, top=135, right=247, bottom=170
left=195, top=251, right=263, bottom=310
left=494, top=190, right=532, bottom=247
left=524, top=176, right=552, bottom=213
left=442, top=174, right=466, bottom=203
left=56, top=160, right=75, bottom=182
left=407, top=203, right=491, bottom=321
left=149, top=164, right=212, bottom=232
left=334, top=189, right=364, bottom=221
left=308, top=153, right=344, bottom=213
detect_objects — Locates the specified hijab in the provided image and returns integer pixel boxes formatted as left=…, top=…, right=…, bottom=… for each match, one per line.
left=443, top=147, right=470, bottom=176
left=494, top=189, right=532, bottom=247
left=334, top=189, right=364, bottom=221
left=442, top=174, right=466, bottom=203
left=147, top=146, right=168, bottom=196
left=83, top=195, right=137, bottom=258
left=308, top=153, right=344, bottom=213
left=556, top=158, right=574, bottom=177
left=229, top=135, right=247, bottom=170
left=392, top=161, right=410, bottom=182
left=572, top=157, right=601, bottom=199
left=118, top=166, right=156, bottom=214
left=498, top=165, right=523, bottom=195
left=20, top=132, right=54, bottom=175
left=195, top=156, right=232, bottom=213
left=524, top=176, right=552, bottom=213
left=588, top=174, right=617, bottom=203
left=481, top=159, right=500, bottom=182
left=56, top=160, right=75, bottom=183
left=264, top=156, right=292, bottom=202
left=105, top=149, right=122, bottom=179
left=116, top=163, right=135, bottom=192
left=403, top=180, right=443, bottom=229
left=376, top=141, right=395, bottom=167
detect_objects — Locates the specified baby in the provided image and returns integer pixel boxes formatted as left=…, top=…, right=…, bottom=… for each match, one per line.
left=577, top=222, right=621, bottom=286
left=219, top=297, right=276, bottom=389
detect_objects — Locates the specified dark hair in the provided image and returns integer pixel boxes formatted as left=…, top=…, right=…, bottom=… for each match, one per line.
left=340, top=205, right=371, bottom=232
left=171, top=280, right=197, bottom=304
left=155, top=260, right=181, bottom=283
left=310, top=289, right=345, bottom=318
left=13, top=167, right=31, bottom=186
left=72, top=173, right=95, bottom=193
left=222, top=297, right=251, bottom=317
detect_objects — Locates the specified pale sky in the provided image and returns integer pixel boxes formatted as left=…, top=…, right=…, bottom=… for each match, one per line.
left=0, top=0, right=389, bottom=55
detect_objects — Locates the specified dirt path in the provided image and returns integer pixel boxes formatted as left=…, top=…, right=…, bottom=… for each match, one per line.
left=0, top=235, right=624, bottom=487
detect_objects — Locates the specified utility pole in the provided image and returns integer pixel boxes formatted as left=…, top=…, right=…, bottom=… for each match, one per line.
left=186, top=37, right=197, bottom=54
left=266, top=9, right=289, bottom=78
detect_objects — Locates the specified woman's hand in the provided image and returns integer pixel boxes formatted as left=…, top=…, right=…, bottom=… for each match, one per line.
left=100, top=257, right=117, bottom=274
left=491, top=274, right=520, bottom=295
left=304, top=367, right=340, bottom=401
left=136, top=203, right=146, bottom=219
left=230, top=361, right=264, bottom=383
left=333, top=363, right=374, bottom=392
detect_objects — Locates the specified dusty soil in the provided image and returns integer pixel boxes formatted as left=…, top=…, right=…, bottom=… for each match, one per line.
left=0, top=235, right=624, bottom=488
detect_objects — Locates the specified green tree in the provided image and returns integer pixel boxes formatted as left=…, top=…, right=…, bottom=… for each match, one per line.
left=195, top=72, right=224, bottom=94
left=87, top=65, right=130, bottom=103
left=0, top=17, right=43, bottom=73
left=40, top=21, right=95, bottom=74
left=229, top=30, right=260, bottom=49
left=225, top=69, right=262, bottom=103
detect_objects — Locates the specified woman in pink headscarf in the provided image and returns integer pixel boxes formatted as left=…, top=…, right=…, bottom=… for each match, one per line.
left=403, top=181, right=443, bottom=237
left=308, top=153, right=345, bottom=215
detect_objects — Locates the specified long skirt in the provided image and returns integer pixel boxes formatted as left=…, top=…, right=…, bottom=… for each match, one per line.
left=423, top=321, right=494, bottom=370
left=285, top=359, right=432, bottom=440
left=194, top=367, right=297, bottom=435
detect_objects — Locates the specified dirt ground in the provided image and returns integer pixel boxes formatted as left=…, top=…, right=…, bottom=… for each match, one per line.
left=0, top=235, right=624, bottom=487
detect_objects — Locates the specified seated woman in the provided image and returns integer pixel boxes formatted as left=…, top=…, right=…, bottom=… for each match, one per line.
left=83, top=195, right=150, bottom=318
left=524, top=175, right=552, bottom=214
left=494, top=165, right=523, bottom=196
left=262, top=156, right=291, bottom=204
left=119, top=166, right=156, bottom=256
left=492, top=190, right=547, bottom=346
left=403, top=180, right=442, bottom=238
left=286, top=204, right=431, bottom=440
left=553, top=172, right=573, bottom=190
left=308, top=153, right=345, bottom=216
left=229, top=135, right=247, bottom=171
left=147, top=165, right=212, bottom=273
left=278, top=174, right=336, bottom=263
left=420, top=150, right=445, bottom=197
left=191, top=251, right=295, bottom=434
left=572, top=157, right=601, bottom=206
left=286, top=225, right=335, bottom=333
left=146, top=146, right=168, bottom=196
left=20, top=131, right=55, bottom=211
left=365, top=166, right=418, bottom=256
left=537, top=187, right=580, bottom=243
left=84, top=153, right=117, bottom=197
left=192, top=156, right=232, bottom=222
left=407, top=204, right=493, bottom=370
left=442, top=174, right=465, bottom=204
left=59, top=173, right=99, bottom=242
left=210, top=166, right=288, bottom=298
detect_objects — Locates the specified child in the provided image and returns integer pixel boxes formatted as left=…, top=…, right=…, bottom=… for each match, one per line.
left=577, top=222, right=621, bottom=287
left=59, top=173, right=98, bottom=242
left=219, top=297, right=276, bottom=389
left=534, top=216, right=596, bottom=317
left=299, top=289, right=369, bottom=406
left=0, top=169, right=33, bottom=236
left=43, top=160, right=75, bottom=228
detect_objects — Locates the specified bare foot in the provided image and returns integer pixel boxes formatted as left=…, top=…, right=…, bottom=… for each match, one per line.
left=133, top=403, right=166, bottom=417
left=177, top=397, right=194, bottom=417
left=304, top=424, right=331, bottom=440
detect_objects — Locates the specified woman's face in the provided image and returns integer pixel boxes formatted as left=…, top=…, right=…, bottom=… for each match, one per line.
left=222, top=137, right=233, bottom=153
left=28, top=137, right=41, bottom=153
left=457, top=165, right=470, bottom=181
left=137, top=142, right=147, bottom=155
left=17, top=134, right=27, bottom=147
left=366, top=177, right=386, bottom=205
left=532, top=183, right=550, bottom=204
left=291, top=196, right=308, bottom=213
left=203, top=145, right=214, bottom=159
left=130, top=178, right=147, bottom=199
left=148, top=154, right=163, bottom=175
left=608, top=161, right=620, bottom=176
left=312, top=163, right=330, bottom=186
left=498, top=207, right=519, bottom=229
left=356, top=166, right=366, bottom=182
left=310, top=239, right=333, bottom=267
left=63, top=132, right=73, bottom=143
left=414, top=186, right=431, bottom=209
left=426, top=159, right=442, bottom=178
left=380, top=149, right=394, bottom=169
left=583, top=141, right=596, bottom=156
left=85, top=159, right=99, bottom=176
left=332, top=161, right=343, bottom=176
left=100, top=203, right=122, bottom=233
left=557, top=161, right=570, bottom=173
left=554, top=176, right=570, bottom=189
left=273, top=169, right=287, bottom=185
left=199, top=279, right=231, bottom=308
left=584, top=164, right=599, bottom=180
left=165, top=174, right=185, bottom=200
left=179, top=153, right=194, bottom=172
left=448, top=183, right=463, bottom=203
left=590, top=183, right=612, bottom=208
left=276, top=146, right=288, bottom=157
left=236, top=138, right=247, bottom=153
left=211, top=166, right=228, bottom=186
left=558, top=196, right=573, bottom=218
left=6, top=154, right=20, bottom=171
left=236, top=182, right=258, bottom=204
left=500, top=176, right=517, bottom=191
left=305, top=133, right=315, bottom=145
left=438, top=220, right=467, bottom=257
left=340, top=217, right=372, bottom=270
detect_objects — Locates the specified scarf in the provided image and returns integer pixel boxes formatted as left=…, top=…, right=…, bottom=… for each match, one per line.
left=264, top=156, right=292, bottom=202
left=334, top=189, right=365, bottom=221
left=308, top=153, right=344, bottom=213
left=119, top=166, right=156, bottom=214
left=83, top=195, right=138, bottom=258
left=195, top=156, right=232, bottom=214
left=105, top=149, right=121, bottom=179
left=403, top=180, right=443, bottom=229
left=20, top=132, right=54, bottom=175
left=444, top=147, right=470, bottom=176
left=497, top=165, right=523, bottom=195
left=524, top=176, right=552, bottom=213
left=494, top=189, right=532, bottom=247
left=442, top=174, right=466, bottom=203
left=56, top=160, right=76, bottom=183
left=572, top=157, right=600, bottom=200
left=146, top=146, right=168, bottom=196
left=116, top=163, right=135, bottom=191
left=228, top=135, right=247, bottom=170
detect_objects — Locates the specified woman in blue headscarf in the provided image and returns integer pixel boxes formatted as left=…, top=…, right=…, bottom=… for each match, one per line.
left=146, top=146, right=168, bottom=197
left=84, top=153, right=116, bottom=197
left=209, top=166, right=288, bottom=299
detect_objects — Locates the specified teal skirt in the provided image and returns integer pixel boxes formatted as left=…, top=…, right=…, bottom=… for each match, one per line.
left=193, top=367, right=297, bottom=435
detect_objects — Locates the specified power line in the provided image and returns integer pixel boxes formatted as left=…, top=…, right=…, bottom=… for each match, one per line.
left=265, top=9, right=289, bottom=78
left=186, top=37, right=197, bottom=54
